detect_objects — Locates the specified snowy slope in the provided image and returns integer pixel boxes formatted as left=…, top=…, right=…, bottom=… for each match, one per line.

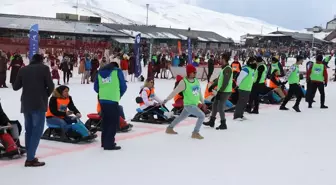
left=0, top=0, right=294, bottom=41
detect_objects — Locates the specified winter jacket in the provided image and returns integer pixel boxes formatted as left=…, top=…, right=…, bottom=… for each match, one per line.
left=91, top=59, right=99, bottom=71
left=13, top=59, right=55, bottom=113
left=85, top=58, right=92, bottom=71
left=46, top=88, right=80, bottom=118
left=94, top=63, right=127, bottom=104
left=0, top=102, right=10, bottom=126
left=0, top=55, right=7, bottom=73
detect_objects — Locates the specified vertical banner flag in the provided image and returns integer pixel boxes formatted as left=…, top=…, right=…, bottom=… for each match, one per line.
left=134, top=34, right=142, bottom=78
left=187, top=37, right=192, bottom=64
left=29, top=24, right=39, bottom=60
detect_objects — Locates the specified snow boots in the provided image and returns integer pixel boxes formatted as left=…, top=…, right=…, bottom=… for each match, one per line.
left=203, top=117, right=227, bottom=130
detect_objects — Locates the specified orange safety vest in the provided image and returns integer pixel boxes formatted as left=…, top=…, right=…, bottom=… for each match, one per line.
left=46, top=98, right=70, bottom=118
left=266, top=76, right=280, bottom=89
left=97, top=100, right=101, bottom=113
left=174, top=94, right=183, bottom=102
left=139, top=87, right=155, bottom=106
left=204, top=82, right=217, bottom=99
left=231, top=63, right=241, bottom=73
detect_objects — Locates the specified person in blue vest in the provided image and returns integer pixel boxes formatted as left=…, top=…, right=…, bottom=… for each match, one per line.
left=94, top=62, right=127, bottom=150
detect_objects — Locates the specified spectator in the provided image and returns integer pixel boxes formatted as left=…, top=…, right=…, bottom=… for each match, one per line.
left=13, top=54, right=55, bottom=167
left=0, top=50, right=8, bottom=88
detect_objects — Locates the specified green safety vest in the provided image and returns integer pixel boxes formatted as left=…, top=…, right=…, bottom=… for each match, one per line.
left=98, top=70, right=120, bottom=102
left=271, top=62, right=280, bottom=73
left=254, top=64, right=267, bottom=84
left=310, top=63, right=324, bottom=82
left=183, top=78, right=201, bottom=106
left=288, top=64, right=300, bottom=85
left=324, top=56, right=331, bottom=63
left=239, top=66, right=254, bottom=91
left=217, top=65, right=233, bottom=93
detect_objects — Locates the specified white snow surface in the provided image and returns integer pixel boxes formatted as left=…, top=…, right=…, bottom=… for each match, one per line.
left=0, top=0, right=294, bottom=40
left=0, top=57, right=336, bottom=185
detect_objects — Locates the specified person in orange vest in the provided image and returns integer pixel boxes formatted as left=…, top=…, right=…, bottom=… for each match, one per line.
left=138, top=78, right=173, bottom=120
left=96, top=101, right=133, bottom=132
left=267, top=69, right=286, bottom=99
left=46, top=86, right=92, bottom=139
left=231, top=55, right=242, bottom=80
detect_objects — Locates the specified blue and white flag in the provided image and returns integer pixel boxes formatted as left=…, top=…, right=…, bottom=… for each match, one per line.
left=29, top=24, right=39, bottom=60
left=134, top=34, right=142, bottom=78
left=187, top=37, right=192, bottom=64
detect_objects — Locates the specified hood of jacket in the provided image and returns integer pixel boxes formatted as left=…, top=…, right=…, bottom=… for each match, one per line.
left=52, top=85, right=69, bottom=98
left=98, top=63, right=118, bottom=78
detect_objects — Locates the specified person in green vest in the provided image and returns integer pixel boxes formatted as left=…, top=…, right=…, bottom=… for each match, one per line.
left=323, top=55, right=331, bottom=68
left=267, top=57, right=284, bottom=77
left=247, top=56, right=268, bottom=114
left=94, top=62, right=127, bottom=150
left=234, top=57, right=257, bottom=121
left=279, top=56, right=304, bottom=112
left=203, top=53, right=232, bottom=130
left=162, top=64, right=206, bottom=139
left=306, top=54, right=328, bottom=109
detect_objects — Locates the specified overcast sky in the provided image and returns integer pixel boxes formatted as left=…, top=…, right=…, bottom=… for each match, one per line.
left=194, top=0, right=336, bottom=30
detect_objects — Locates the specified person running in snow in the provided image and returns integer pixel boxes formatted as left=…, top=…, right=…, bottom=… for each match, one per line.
left=279, top=56, right=304, bottom=112
left=306, top=55, right=328, bottom=109
left=233, top=57, right=257, bottom=121
left=203, top=53, right=232, bottom=130
left=94, top=62, right=127, bottom=150
left=163, top=64, right=206, bottom=139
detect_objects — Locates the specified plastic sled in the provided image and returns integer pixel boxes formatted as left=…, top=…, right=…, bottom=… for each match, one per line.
left=85, top=113, right=133, bottom=133
left=41, top=119, right=97, bottom=144
left=131, top=108, right=175, bottom=124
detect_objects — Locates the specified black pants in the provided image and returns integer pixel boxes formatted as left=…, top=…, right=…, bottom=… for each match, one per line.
left=100, top=102, right=119, bottom=149
left=305, top=81, right=312, bottom=102
left=63, top=71, right=70, bottom=84
left=0, top=72, right=6, bottom=87
left=248, top=83, right=269, bottom=111
left=281, top=84, right=304, bottom=107
left=308, top=82, right=325, bottom=106
left=207, top=68, right=213, bottom=82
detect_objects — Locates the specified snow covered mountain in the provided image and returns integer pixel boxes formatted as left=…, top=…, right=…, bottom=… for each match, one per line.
left=0, top=0, right=293, bottom=41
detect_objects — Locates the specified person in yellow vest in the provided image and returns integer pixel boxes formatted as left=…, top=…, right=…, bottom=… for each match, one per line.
left=234, top=57, right=257, bottom=121
left=46, top=86, right=91, bottom=138
left=247, top=56, right=268, bottom=114
left=306, top=55, right=328, bottom=109
left=280, top=56, right=304, bottom=112
left=203, top=53, right=232, bottom=130
left=162, top=64, right=206, bottom=139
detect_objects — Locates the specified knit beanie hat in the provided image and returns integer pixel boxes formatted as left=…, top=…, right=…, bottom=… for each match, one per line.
left=186, top=64, right=196, bottom=76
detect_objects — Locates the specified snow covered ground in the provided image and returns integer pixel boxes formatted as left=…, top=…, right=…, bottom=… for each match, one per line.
left=0, top=58, right=335, bottom=185
left=0, top=0, right=293, bottom=41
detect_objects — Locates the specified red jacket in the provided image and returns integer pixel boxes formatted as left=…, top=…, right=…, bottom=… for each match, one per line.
left=306, top=61, right=328, bottom=84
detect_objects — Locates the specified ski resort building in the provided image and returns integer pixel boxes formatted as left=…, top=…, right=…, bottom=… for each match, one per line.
left=0, top=13, right=233, bottom=54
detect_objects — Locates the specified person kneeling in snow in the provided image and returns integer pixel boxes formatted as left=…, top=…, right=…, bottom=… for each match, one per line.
left=46, top=86, right=91, bottom=138
left=138, top=78, right=173, bottom=120
left=0, top=101, right=26, bottom=158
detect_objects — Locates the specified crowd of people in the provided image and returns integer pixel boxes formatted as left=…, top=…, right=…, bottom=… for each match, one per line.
left=0, top=43, right=334, bottom=168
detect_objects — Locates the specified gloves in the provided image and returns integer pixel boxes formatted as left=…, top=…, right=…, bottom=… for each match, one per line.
left=76, top=113, right=82, bottom=118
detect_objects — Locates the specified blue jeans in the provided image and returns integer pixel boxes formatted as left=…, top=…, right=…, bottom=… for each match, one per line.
left=24, top=111, right=45, bottom=161
left=168, top=105, right=205, bottom=133
left=46, top=117, right=89, bottom=137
